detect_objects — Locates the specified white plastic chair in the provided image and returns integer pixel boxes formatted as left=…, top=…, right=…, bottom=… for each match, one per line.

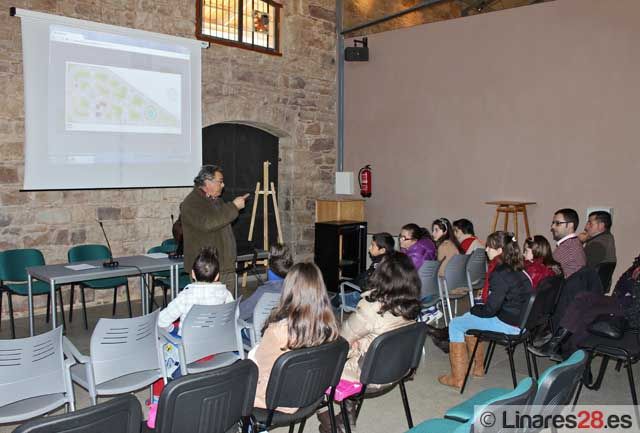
left=159, top=300, right=244, bottom=377
left=438, top=255, right=471, bottom=321
left=0, top=326, right=75, bottom=424
left=466, top=248, right=488, bottom=307
left=246, top=292, right=281, bottom=348
left=65, top=310, right=163, bottom=405
left=338, top=281, right=362, bottom=323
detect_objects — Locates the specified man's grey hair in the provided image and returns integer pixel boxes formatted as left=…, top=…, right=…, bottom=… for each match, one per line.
left=194, top=165, right=223, bottom=187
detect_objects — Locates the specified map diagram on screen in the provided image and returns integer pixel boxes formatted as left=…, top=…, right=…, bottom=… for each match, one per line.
left=66, top=62, right=181, bottom=134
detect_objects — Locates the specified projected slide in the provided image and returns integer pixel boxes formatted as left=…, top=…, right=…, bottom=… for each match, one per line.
left=66, top=62, right=182, bottom=134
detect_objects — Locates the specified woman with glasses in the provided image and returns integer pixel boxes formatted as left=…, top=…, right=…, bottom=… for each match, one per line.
left=399, top=223, right=436, bottom=271
left=432, top=218, right=461, bottom=278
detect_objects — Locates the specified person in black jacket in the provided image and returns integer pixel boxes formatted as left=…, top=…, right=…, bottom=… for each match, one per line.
left=439, top=231, right=532, bottom=389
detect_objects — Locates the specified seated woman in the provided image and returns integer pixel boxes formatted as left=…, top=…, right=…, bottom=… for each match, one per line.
left=431, top=218, right=460, bottom=278
left=318, top=251, right=422, bottom=432
left=523, top=235, right=562, bottom=289
left=534, top=253, right=640, bottom=359
left=453, top=218, right=482, bottom=254
left=335, top=232, right=395, bottom=310
left=399, top=223, right=436, bottom=270
left=239, top=243, right=293, bottom=322
left=252, top=262, right=339, bottom=415
left=438, top=232, right=532, bottom=389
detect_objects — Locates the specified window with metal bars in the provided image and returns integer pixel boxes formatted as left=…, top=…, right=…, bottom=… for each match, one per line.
left=197, top=0, right=281, bottom=55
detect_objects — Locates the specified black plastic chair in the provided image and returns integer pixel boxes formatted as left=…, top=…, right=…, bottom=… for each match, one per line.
left=461, top=288, right=558, bottom=394
left=12, top=394, right=141, bottom=433
left=341, top=322, right=428, bottom=433
left=153, top=359, right=258, bottom=433
left=252, top=338, right=349, bottom=433
left=596, top=262, right=617, bottom=293
left=575, top=330, right=640, bottom=405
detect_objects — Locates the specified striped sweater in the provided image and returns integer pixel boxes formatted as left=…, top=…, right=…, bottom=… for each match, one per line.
left=553, top=234, right=586, bottom=279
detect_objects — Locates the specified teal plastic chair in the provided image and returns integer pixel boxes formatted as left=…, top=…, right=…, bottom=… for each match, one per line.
left=67, top=244, right=131, bottom=329
left=444, top=350, right=587, bottom=423
left=146, top=246, right=190, bottom=311
left=0, top=249, right=65, bottom=338
left=407, top=377, right=537, bottom=433
left=160, top=238, right=177, bottom=254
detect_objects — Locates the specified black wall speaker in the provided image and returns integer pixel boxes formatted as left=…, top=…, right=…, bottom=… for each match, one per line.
left=345, top=46, right=369, bottom=62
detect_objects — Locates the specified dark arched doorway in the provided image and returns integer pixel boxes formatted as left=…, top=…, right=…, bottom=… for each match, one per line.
left=202, top=123, right=279, bottom=254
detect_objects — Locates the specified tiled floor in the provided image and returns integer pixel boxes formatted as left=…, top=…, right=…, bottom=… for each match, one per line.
left=0, top=297, right=635, bottom=433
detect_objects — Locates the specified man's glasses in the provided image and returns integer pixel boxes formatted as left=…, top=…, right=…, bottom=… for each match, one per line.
left=551, top=220, right=569, bottom=226
left=399, top=236, right=413, bottom=241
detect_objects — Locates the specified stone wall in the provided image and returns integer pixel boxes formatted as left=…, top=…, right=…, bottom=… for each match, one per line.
left=0, top=0, right=337, bottom=318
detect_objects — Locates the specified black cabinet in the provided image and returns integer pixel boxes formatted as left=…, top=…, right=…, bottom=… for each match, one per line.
left=314, top=221, right=367, bottom=292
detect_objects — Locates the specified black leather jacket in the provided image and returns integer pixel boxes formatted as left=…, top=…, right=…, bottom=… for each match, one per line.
left=471, top=264, right=532, bottom=327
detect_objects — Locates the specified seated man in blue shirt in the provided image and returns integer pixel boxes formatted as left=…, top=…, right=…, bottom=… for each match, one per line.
left=239, top=243, right=292, bottom=322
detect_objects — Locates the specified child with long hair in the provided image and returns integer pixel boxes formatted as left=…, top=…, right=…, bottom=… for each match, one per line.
left=438, top=231, right=532, bottom=390
left=318, top=252, right=422, bottom=432
left=432, top=218, right=460, bottom=277
left=252, top=262, right=339, bottom=414
left=523, top=235, right=562, bottom=289
left=399, top=223, right=436, bottom=270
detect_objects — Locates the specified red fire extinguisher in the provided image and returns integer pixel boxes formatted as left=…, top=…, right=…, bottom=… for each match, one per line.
left=358, top=165, right=372, bottom=198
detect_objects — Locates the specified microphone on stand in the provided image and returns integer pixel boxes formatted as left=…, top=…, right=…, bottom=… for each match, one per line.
left=97, top=219, right=119, bottom=268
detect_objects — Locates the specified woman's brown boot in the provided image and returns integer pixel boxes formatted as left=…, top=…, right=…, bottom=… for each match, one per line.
left=465, top=335, right=485, bottom=377
left=317, top=409, right=343, bottom=433
left=438, top=342, right=468, bottom=389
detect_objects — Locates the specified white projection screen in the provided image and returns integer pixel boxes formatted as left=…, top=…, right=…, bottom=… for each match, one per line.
left=15, top=8, right=203, bottom=190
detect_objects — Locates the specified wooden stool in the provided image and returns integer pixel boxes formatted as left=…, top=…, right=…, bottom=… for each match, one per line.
left=486, top=201, right=536, bottom=240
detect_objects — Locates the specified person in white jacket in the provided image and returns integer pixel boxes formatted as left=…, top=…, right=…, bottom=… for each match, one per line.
left=157, top=247, right=233, bottom=335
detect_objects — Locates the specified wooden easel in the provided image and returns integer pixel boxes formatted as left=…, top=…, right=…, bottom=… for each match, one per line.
left=243, top=161, right=283, bottom=287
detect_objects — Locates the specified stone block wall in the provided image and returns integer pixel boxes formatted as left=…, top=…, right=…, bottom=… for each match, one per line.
left=0, top=0, right=337, bottom=318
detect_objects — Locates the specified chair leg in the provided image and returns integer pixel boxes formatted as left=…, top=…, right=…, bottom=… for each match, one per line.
left=112, top=287, right=118, bottom=316
left=461, top=338, right=479, bottom=394
left=297, top=418, right=306, bottom=433
left=507, top=345, right=518, bottom=388
left=625, top=358, right=638, bottom=405
left=484, top=341, right=496, bottom=374
left=46, top=293, right=51, bottom=323
left=80, top=287, right=89, bottom=330
left=8, top=292, right=16, bottom=339
left=340, top=401, right=353, bottom=433
left=523, top=341, right=533, bottom=377
left=288, top=423, right=295, bottom=433
left=327, top=400, right=338, bottom=433
left=125, top=283, right=132, bottom=318
left=57, top=288, right=66, bottom=330
left=573, top=381, right=583, bottom=407
left=399, top=380, right=414, bottom=428
left=68, top=285, right=75, bottom=323
left=532, top=350, right=540, bottom=380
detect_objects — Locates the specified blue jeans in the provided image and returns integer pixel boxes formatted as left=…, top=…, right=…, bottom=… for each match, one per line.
left=342, top=291, right=361, bottom=309
left=448, top=312, right=520, bottom=343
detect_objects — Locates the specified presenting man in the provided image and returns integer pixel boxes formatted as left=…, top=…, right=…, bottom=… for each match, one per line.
left=180, top=165, right=249, bottom=291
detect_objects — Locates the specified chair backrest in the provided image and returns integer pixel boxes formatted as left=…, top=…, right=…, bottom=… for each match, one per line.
left=89, top=310, right=162, bottom=386
left=68, top=244, right=110, bottom=263
left=148, top=246, right=165, bottom=254
left=359, top=322, right=428, bottom=385
left=0, top=249, right=45, bottom=282
left=161, top=239, right=177, bottom=253
left=418, top=260, right=440, bottom=300
left=443, top=254, right=470, bottom=290
left=265, top=338, right=349, bottom=409
left=181, top=301, right=243, bottom=364
left=252, top=293, right=281, bottom=344
left=524, top=275, right=564, bottom=330
left=473, top=377, right=538, bottom=433
left=155, top=359, right=258, bottom=433
left=12, top=394, right=142, bottom=433
left=532, top=350, right=587, bottom=407
left=597, top=262, right=616, bottom=293
left=0, top=327, right=67, bottom=409
left=466, top=248, right=487, bottom=290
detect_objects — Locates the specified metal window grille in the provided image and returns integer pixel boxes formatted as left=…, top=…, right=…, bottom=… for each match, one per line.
left=198, top=0, right=280, bottom=54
